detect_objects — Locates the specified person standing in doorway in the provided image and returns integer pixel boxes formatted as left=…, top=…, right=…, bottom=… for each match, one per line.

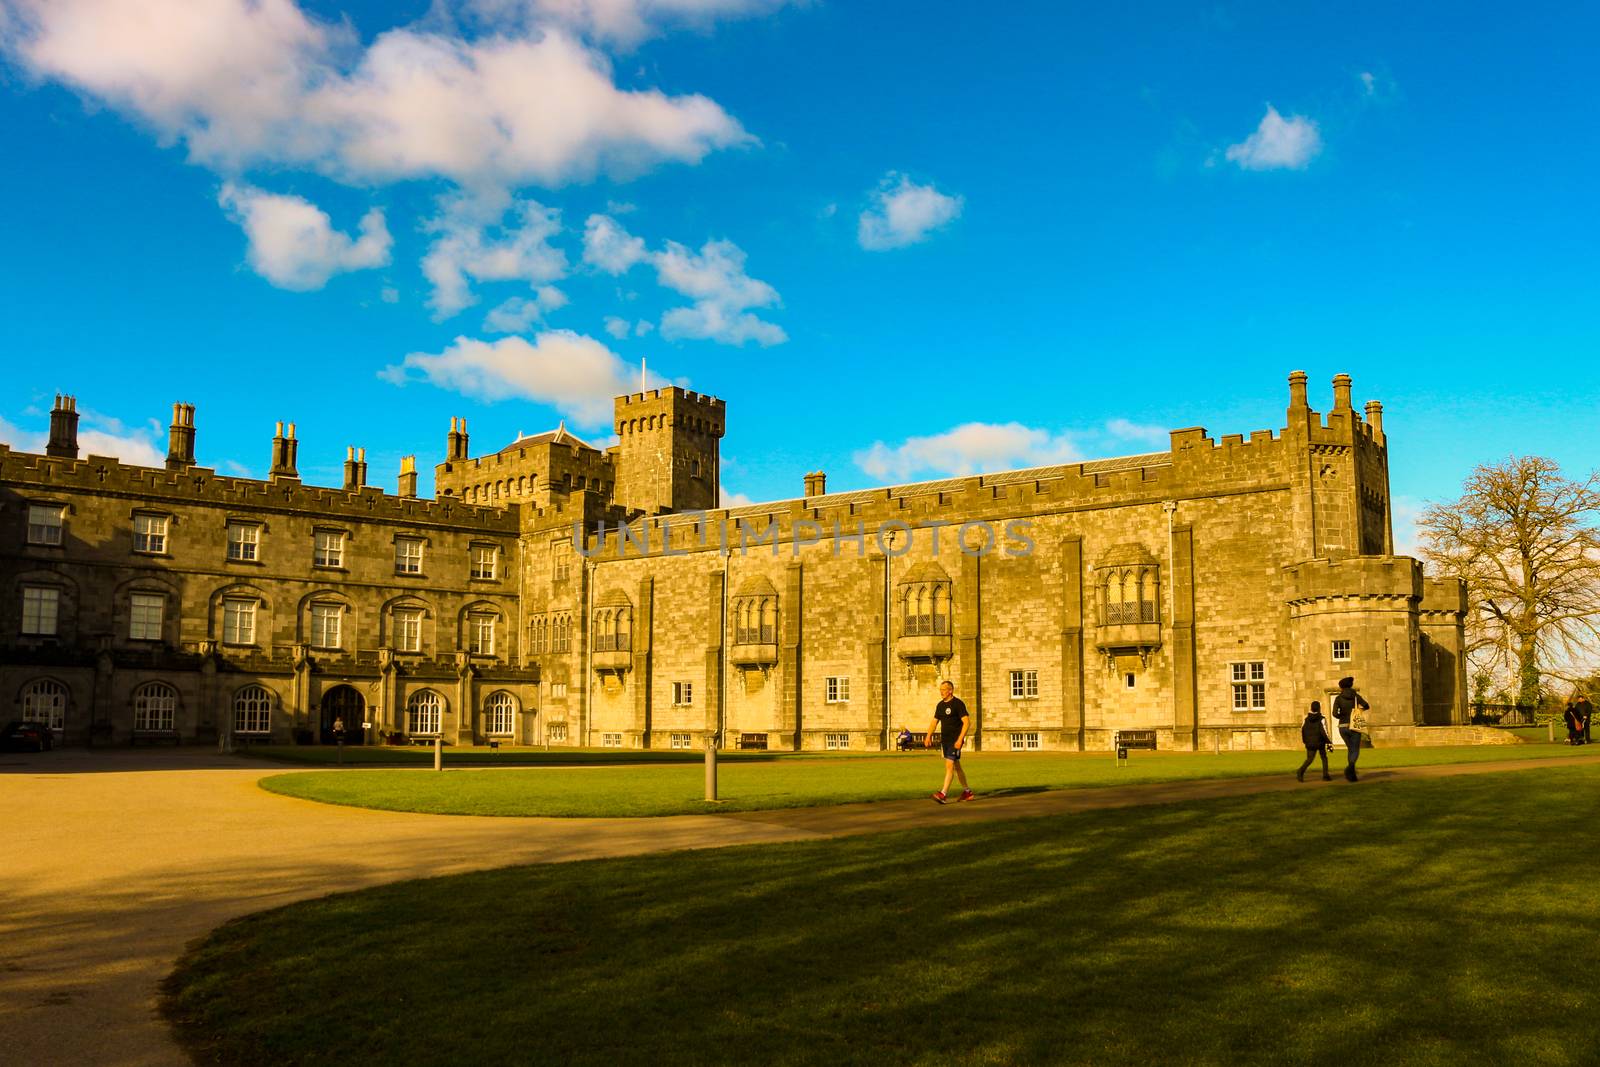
left=926, top=680, right=974, bottom=803
left=1297, top=701, right=1333, bottom=782
left=1331, top=676, right=1370, bottom=781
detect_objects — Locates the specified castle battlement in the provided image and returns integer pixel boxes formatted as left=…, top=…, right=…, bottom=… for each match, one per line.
left=616, top=388, right=725, bottom=410
left=0, top=445, right=519, bottom=533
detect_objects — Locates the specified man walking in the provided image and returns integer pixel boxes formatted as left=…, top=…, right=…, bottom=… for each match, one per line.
left=1331, top=676, right=1370, bottom=781
left=925, top=680, right=974, bottom=803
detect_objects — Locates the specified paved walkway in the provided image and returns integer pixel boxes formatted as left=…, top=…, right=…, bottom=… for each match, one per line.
left=2, top=749, right=1594, bottom=1066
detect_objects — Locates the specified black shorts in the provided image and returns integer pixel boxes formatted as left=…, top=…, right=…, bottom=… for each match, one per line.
left=942, top=744, right=962, bottom=761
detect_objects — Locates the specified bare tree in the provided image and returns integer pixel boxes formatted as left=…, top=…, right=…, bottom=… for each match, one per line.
left=1419, top=456, right=1600, bottom=706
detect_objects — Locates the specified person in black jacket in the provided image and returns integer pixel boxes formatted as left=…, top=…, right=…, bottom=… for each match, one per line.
left=1564, top=696, right=1584, bottom=745
left=1296, top=701, right=1333, bottom=781
left=1580, top=693, right=1594, bottom=744
left=1331, top=676, right=1370, bottom=781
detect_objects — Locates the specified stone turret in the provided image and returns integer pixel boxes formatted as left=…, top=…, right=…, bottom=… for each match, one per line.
left=611, top=387, right=725, bottom=515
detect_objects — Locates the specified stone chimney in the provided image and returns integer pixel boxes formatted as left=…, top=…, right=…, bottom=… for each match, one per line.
left=1364, top=401, right=1384, bottom=444
left=398, top=455, right=418, bottom=498
left=1331, top=373, right=1354, bottom=415
left=343, top=446, right=368, bottom=491
left=1287, top=370, right=1309, bottom=414
left=47, top=394, right=79, bottom=458
left=447, top=417, right=469, bottom=461
left=803, top=470, right=827, bottom=497
left=269, top=421, right=299, bottom=481
left=166, top=403, right=196, bottom=469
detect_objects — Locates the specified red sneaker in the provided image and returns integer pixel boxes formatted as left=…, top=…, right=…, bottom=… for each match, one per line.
left=958, top=789, right=975, bottom=802
left=931, top=791, right=947, bottom=804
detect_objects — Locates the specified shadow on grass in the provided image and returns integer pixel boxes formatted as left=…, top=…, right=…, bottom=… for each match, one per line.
left=162, top=765, right=1600, bottom=1067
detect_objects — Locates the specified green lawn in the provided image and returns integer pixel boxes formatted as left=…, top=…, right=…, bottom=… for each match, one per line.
left=257, top=741, right=1600, bottom=818
left=236, top=744, right=795, bottom=767
left=165, top=763, right=1600, bottom=1066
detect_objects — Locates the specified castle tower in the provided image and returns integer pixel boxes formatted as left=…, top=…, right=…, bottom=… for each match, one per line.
left=1283, top=371, right=1392, bottom=561
left=47, top=395, right=79, bottom=459
left=612, top=387, right=725, bottom=515
left=166, top=403, right=196, bottom=469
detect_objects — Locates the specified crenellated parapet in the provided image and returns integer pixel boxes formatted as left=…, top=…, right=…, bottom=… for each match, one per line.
left=1284, top=555, right=1422, bottom=609
left=0, top=445, right=518, bottom=534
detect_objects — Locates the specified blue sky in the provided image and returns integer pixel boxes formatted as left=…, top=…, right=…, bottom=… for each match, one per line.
left=2, top=0, right=1596, bottom=547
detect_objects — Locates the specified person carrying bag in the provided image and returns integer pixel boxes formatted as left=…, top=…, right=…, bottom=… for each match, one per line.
left=1331, top=676, right=1370, bottom=782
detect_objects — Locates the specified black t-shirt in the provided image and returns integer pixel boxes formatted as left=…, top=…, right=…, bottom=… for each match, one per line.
left=934, top=698, right=969, bottom=745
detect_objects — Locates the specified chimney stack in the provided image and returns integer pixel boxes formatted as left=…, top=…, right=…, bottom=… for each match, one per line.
left=1331, top=373, right=1354, bottom=414
left=269, top=421, right=299, bottom=481
left=1364, top=400, right=1384, bottom=443
left=1287, top=370, right=1309, bottom=414
left=343, top=446, right=369, bottom=490
left=47, top=394, right=79, bottom=459
left=398, top=455, right=418, bottom=498
left=447, top=417, right=469, bottom=461
left=803, top=470, right=827, bottom=497
left=166, top=402, right=196, bottom=469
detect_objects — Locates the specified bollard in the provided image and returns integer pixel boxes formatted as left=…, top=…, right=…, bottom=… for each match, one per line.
left=1548, top=719, right=1555, bottom=743
left=705, top=740, right=718, bottom=802
left=434, top=736, right=443, bottom=772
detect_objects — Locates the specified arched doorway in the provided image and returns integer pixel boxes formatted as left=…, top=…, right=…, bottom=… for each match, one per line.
left=320, top=685, right=365, bottom=745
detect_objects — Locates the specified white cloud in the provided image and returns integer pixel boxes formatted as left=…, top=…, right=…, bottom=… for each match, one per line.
left=1104, top=418, right=1168, bottom=446
left=464, top=0, right=793, bottom=48
left=422, top=192, right=568, bottom=316
left=380, top=286, right=400, bottom=303
left=857, top=172, right=963, bottom=251
left=582, top=213, right=649, bottom=273
left=5, top=1, right=750, bottom=188
left=218, top=182, right=391, bottom=290
left=854, top=422, right=1081, bottom=483
left=0, top=413, right=167, bottom=467
left=1359, top=71, right=1376, bottom=96
left=381, top=330, right=652, bottom=426
left=1224, top=105, right=1322, bottom=171
left=719, top=482, right=754, bottom=507
left=583, top=214, right=785, bottom=345
left=603, top=315, right=632, bottom=338
left=1392, top=495, right=1423, bottom=558
left=482, top=286, right=569, bottom=332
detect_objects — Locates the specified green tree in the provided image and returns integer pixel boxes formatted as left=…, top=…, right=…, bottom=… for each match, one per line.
left=1419, top=456, right=1600, bottom=707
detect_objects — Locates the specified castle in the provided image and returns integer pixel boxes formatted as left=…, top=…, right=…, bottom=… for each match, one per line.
left=0, top=372, right=1468, bottom=752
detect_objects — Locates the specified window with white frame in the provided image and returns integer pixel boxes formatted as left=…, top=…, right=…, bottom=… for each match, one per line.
left=825, top=732, right=850, bottom=750
left=485, top=691, right=516, bottom=735
left=22, top=586, right=60, bottom=635
left=395, top=537, right=423, bottom=575
left=22, top=679, right=67, bottom=732
left=550, top=682, right=568, bottom=700
left=602, top=732, right=623, bottom=748
left=547, top=722, right=568, bottom=743
left=672, top=681, right=693, bottom=707
left=233, top=685, right=272, bottom=734
left=669, top=732, right=692, bottom=749
left=223, top=598, right=257, bottom=645
left=1010, top=731, right=1041, bottom=751
left=310, top=602, right=342, bottom=649
left=407, top=690, right=442, bottom=735
left=314, top=530, right=345, bottom=568
left=133, top=682, right=177, bottom=732
left=226, top=522, right=260, bottom=562
left=1010, top=669, right=1039, bottom=700
left=1230, top=661, right=1267, bottom=711
left=27, top=504, right=64, bottom=545
left=469, top=612, right=497, bottom=656
left=471, top=545, right=498, bottom=580
left=1332, top=639, right=1351, bottom=663
left=129, top=592, right=164, bottom=641
left=133, top=513, right=168, bottom=554
left=825, top=676, right=850, bottom=703
left=394, top=608, right=422, bottom=653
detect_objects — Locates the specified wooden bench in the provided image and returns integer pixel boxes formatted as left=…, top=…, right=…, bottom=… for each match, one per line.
left=1114, top=729, right=1157, bottom=752
left=737, top=735, right=769, bottom=751
left=130, top=729, right=181, bottom=746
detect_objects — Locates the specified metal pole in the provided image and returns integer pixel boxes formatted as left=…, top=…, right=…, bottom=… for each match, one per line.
left=434, top=735, right=443, bottom=771
left=704, top=740, right=718, bottom=801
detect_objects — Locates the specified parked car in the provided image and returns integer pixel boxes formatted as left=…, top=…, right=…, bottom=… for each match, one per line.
left=0, top=721, right=54, bottom=752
